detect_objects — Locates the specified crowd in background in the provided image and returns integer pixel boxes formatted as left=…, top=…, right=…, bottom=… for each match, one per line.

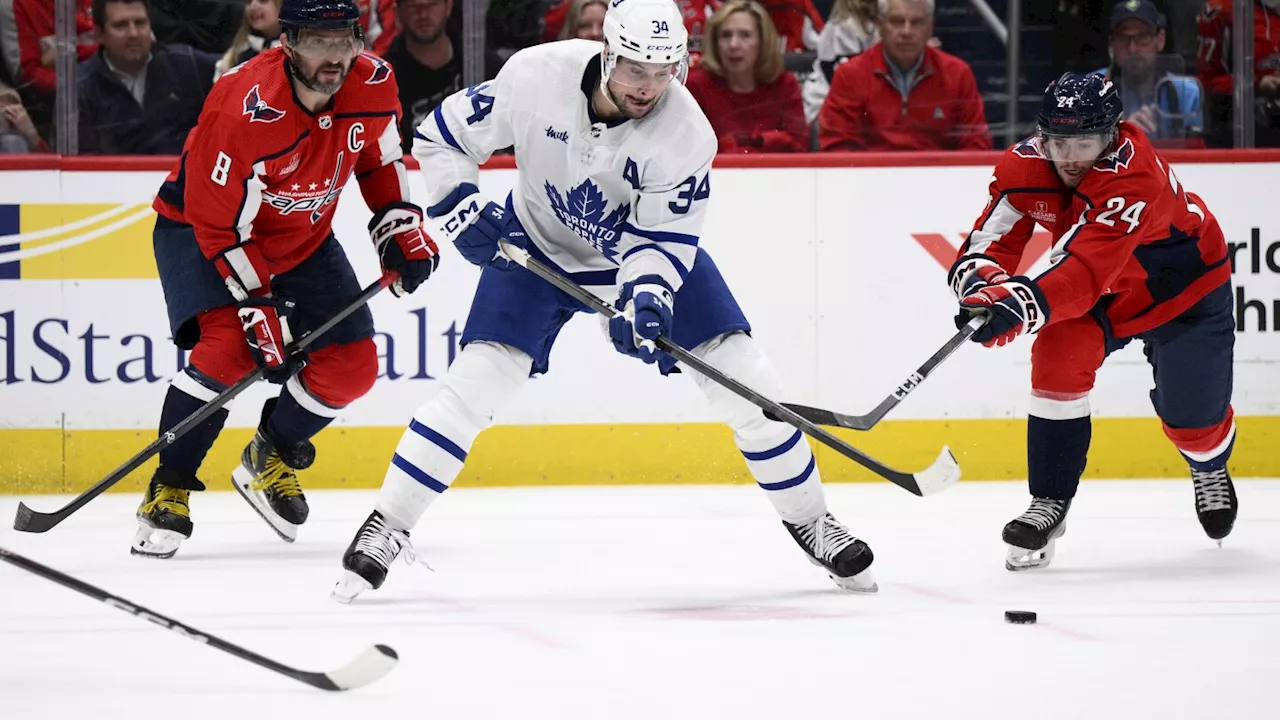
left=0, top=0, right=1277, bottom=155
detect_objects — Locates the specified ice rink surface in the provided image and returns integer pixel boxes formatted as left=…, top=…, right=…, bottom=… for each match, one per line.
left=2, top=479, right=1278, bottom=719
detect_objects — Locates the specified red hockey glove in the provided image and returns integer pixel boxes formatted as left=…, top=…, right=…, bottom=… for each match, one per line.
left=237, top=297, right=307, bottom=383
left=957, top=276, right=1049, bottom=348
left=948, top=254, right=1011, bottom=300
left=369, top=202, right=441, bottom=297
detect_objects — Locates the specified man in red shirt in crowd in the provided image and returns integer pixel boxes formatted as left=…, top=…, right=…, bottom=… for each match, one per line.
left=12, top=0, right=97, bottom=97
left=818, top=0, right=989, bottom=151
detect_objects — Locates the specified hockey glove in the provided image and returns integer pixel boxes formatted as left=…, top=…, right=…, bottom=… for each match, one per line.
left=609, top=275, right=675, bottom=366
left=948, top=254, right=1010, bottom=300
left=427, top=183, right=527, bottom=268
left=369, top=201, right=441, bottom=297
left=957, top=276, right=1049, bottom=348
left=237, top=297, right=307, bottom=384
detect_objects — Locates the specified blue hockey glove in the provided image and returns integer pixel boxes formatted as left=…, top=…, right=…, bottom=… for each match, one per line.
left=426, top=184, right=526, bottom=268
left=956, top=276, right=1049, bottom=348
left=609, top=275, right=674, bottom=365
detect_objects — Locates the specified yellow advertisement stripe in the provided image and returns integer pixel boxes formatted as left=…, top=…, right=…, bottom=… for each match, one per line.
left=18, top=204, right=158, bottom=280
left=0, top=417, right=1275, bottom=496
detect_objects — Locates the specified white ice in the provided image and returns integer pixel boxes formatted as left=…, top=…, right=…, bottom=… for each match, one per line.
left=2, top=480, right=1278, bottom=719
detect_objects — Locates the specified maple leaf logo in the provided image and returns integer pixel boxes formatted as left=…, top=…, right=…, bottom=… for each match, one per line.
left=544, top=179, right=630, bottom=261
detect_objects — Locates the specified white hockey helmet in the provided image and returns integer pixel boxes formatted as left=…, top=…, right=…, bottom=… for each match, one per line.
left=601, top=0, right=690, bottom=89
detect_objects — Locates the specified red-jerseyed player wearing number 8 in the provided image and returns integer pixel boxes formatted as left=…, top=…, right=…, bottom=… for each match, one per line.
left=949, top=72, right=1237, bottom=571
left=139, top=0, right=441, bottom=559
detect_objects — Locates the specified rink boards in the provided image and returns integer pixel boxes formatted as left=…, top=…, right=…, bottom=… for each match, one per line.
left=0, top=153, right=1277, bottom=492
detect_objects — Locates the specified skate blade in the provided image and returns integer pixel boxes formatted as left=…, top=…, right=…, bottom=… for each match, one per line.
left=1005, top=539, right=1056, bottom=572
left=831, top=569, right=878, bottom=593
left=232, top=468, right=300, bottom=543
left=130, top=524, right=184, bottom=559
left=331, top=570, right=373, bottom=604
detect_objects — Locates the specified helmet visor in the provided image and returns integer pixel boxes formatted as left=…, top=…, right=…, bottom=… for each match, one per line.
left=290, top=30, right=363, bottom=60
left=604, top=54, right=687, bottom=91
left=1038, top=131, right=1110, bottom=163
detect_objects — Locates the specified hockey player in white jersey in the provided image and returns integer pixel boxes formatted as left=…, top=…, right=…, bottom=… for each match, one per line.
left=332, top=0, right=875, bottom=601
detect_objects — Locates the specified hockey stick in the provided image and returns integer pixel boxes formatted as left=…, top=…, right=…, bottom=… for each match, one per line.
left=498, top=241, right=960, bottom=497
left=13, top=272, right=398, bottom=534
left=0, top=546, right=398, bottom=691
left=765, top=316, right=986, bottom=431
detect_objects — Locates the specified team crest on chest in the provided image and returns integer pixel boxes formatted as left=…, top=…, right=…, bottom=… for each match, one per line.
left=243, top=85, right=286, bottom=123
left=544, top=179, right=631, bottom=261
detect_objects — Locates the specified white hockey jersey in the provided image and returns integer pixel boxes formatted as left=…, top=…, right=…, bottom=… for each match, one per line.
left=412, top=39, right=718, bottom=292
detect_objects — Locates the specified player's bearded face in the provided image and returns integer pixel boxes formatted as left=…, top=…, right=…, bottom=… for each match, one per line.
left=605, top=57, right=680, bottom=119
left=1040, top=132, right=1108, bottom=187
left=287, top=29, right=362, bottom=95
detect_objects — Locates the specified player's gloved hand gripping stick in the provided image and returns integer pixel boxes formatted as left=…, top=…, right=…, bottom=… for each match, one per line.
left=12, top=272, right=400, bottom=534
left=497, top=240, right=962, bottom=497
left=766, top=316, right=987, bottom=431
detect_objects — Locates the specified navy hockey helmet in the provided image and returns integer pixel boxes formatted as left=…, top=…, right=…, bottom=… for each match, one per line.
left=1036, top=72, right=1123, bottom=162
left=279, top=0, right=362, bottom=36
left=1037, top=72, right=1122, bottom=136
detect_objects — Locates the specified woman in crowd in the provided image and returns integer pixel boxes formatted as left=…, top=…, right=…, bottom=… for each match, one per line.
left=558, top=0, right=607, bottom=40
left=214, top=0, right=283, bottom=81
left=801, top=0, right=878, bottom=123
left=685, top=0, right=808, bottom=153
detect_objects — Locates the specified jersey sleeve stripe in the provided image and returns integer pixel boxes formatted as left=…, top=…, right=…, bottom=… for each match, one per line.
left=621, top=222, right=700, bottom=246
left=218, top=245, right=264, bottom=293
left=963, top=194, right=1024, bottom=256
left=431, top=105, right=463, bottom=152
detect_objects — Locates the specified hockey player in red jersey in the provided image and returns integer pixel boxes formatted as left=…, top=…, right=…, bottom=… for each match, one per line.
left=135, top=0, right=441, bottom=558
left=949, top=72, right=1237, bottom=571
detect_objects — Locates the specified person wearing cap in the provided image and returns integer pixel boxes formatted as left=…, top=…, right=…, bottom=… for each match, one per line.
left=1097, top=0, right=1204, bottom=143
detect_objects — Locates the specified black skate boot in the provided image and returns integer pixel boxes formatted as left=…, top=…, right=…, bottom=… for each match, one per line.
left=231, top=399, right=314, bottom=542
left=1192, top=467, right=1237, bottom=544
left=332, top=511, right=421, bottom=604
left=783, top=513, right=877, bottom=592
left=1003, top=497, right=1071, bottom=571
left=131, top=467, right=205, bottom=559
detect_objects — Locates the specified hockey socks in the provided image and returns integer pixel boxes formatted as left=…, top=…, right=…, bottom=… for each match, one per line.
left=1027, top=414, right=1090, bottom=500
left=740, top=428, right=826, bottom=524
left=159, top=367, right=231, bottom=475
left=266, top=375, right=343, bottom=447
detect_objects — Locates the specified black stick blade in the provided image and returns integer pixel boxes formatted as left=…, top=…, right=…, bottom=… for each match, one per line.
left=13, top=502, right=58, bottom=533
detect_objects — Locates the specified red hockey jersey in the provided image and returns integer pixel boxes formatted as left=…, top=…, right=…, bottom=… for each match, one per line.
left=1195, top=0, right=1280, bottom=96
left=153, top=48, right=408, bottom=296
left=957, top=123, right=1231, bottom=338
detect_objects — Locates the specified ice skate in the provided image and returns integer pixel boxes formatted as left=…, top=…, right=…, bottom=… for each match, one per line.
left=131, top=468, right=204, bottom=559
left=231, top=401, right=314, bottom=542
left=783, top=513, right=877, bottom=592
left=1192, top=467, right=1237, bottom=544
left=1003, top=497, right=1071, bottom=571
left=332, top=511, right=422, bottom=603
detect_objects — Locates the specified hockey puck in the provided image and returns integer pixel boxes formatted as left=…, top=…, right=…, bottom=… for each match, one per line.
left=1004, top=610, right=1037, bottom=624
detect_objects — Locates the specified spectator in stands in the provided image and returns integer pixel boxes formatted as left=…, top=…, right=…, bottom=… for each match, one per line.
left=147, top=0, right=243, bottom=56
left=359, top=0, right=398, bottom=56
left=818, top=0, right=989, bottom=151
left=802, top=0, right=878, bottom=123
left=760, top=0, right=825, bottom=52
left=1098, top=0, right=1202, bottom=142
left=557, top=0, right=605, bottom=40
left=1196, top=0, right=1280, bottom=147
left=686, top=0, right=808, bottom=153
left=544, top=0, right=718, bottom=57
left=13, top=0, right=96, bottom=98
left=214, top=0, right=281, bottom=81
left=384, top=0, right=461, bottom=152
left=77, top=0, right=218, bottom=155
left=0, top=79, right=47, bottom=151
